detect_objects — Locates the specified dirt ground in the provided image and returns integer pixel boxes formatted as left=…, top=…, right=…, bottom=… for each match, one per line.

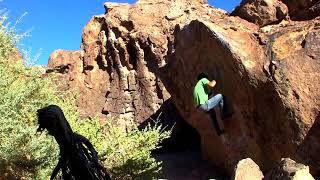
left=154, top=150, right=229, bottom=180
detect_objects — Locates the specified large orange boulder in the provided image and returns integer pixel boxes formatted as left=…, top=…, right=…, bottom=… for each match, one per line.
left=232, top=0, right=288, bottom=26
left=163, top=17, right=320, bottom=175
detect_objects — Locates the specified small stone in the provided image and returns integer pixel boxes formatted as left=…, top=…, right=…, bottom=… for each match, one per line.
left=265, top=158, right=315, bottom=180
left=232, top=158, right=264, bottom=180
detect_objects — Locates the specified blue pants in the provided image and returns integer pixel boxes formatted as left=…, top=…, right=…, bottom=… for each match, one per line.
left=199, top=94, right=224, bottom=135
left=199, top=94, right=224, bottom=112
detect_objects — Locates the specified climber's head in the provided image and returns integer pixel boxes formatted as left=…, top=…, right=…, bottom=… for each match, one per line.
left=197, top=73, right=208, bottom=81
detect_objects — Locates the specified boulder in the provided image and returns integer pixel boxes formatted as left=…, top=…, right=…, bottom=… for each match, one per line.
left=231, top=0, right=288, bottom=26
left=232, top=0, right=320, bottom=22
left=281, top=0, right=320, bottom=20
left=265, top=158, right=315, bottom=180
left=231, top=158, right=264, bottom=180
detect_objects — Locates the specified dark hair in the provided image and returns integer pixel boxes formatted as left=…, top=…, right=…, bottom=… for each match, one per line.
left=197, top=73, right=208, bottom=81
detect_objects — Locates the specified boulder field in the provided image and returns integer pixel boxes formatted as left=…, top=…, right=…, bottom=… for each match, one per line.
left=47, top=0, right=320, bottom=176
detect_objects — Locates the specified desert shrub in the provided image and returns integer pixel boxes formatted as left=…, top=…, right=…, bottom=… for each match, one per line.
left=100, top=120, right=170, bottom=180
left=69, top=116, right=171, bottom=180
left=0, top=12, right=170, bottom=179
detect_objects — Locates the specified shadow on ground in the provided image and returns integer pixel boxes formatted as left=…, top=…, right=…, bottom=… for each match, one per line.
left=139, top=99, right=228, bottom=180
left=154, top=150, right=228, bottom=180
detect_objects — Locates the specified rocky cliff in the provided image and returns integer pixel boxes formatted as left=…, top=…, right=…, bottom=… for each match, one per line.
left=232, top=0, right=320, bottom=26
left=47, top=0, right=320, bottom=176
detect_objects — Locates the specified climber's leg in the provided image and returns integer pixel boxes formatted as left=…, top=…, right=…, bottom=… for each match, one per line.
left=200, top=96, right=225, bottom=136
left=208, top=109, right=224, bottom=136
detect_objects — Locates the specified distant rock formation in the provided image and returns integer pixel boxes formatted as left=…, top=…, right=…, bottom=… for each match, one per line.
left=282, top=0, right=320, bottom=20
left=47, top=0, right=320, bottom=176
left=232, top=0, right=288, bottom=26
left=232, top=0, right=320, bottom=25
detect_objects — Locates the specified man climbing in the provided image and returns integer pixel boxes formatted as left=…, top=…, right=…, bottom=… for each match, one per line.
left=193, top=73, right=232, bottom=136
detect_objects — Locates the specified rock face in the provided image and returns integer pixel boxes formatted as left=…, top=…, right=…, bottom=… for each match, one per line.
left=232, top=0, right=288, bottom=26
left=231, top=158, right=264, bottom=180
left=47, top=0, right=320, bottom=177
left=47, top=0, right=222, bottom=123
left=47, top=49, right=109, bottom=118
left=232, top=0, right=320, bottom=26
left=282, top=0, right=320, bottom=20
left=265, top=158, right=315, bottom=180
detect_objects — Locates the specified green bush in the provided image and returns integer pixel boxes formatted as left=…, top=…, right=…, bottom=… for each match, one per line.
left=0, top=13, right=170, bottom=179
left=69, top=116, right=171, bottom=180
left=101, top=120, right=170, bottom=180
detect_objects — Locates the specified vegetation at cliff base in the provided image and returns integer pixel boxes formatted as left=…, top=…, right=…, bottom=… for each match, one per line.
left=0, top=13, right=170, bottom=179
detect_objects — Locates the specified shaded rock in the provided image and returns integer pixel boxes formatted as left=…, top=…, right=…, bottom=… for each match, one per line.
left=281, top=0, right=320, bottom=20
left=265, top=158, right=315, bottom=180
left=231, top=158, right=263, bottom=180
left=154, top=151, right=225, bottom=180
left=146, top=99, right=201, bottom=153
left=231, top=0, right=288, bottom=27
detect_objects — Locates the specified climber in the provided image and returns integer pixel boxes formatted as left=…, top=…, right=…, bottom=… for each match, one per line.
left=193, top=73, right=232, bottom=136
left=36, top=105, right=111, bottom=180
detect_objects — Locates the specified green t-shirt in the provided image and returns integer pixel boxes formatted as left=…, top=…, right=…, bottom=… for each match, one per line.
left=193, top=78, right=209, bottom=106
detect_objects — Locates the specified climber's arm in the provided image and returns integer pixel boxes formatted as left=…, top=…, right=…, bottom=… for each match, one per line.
left=207, top=80, right=216, bottom=89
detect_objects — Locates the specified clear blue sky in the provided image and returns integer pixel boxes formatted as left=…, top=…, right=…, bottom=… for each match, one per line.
left=1, top=0, right=240, bottom=65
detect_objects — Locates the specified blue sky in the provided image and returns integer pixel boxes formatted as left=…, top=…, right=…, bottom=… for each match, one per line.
left=1, top=0, right=240, bottom=65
